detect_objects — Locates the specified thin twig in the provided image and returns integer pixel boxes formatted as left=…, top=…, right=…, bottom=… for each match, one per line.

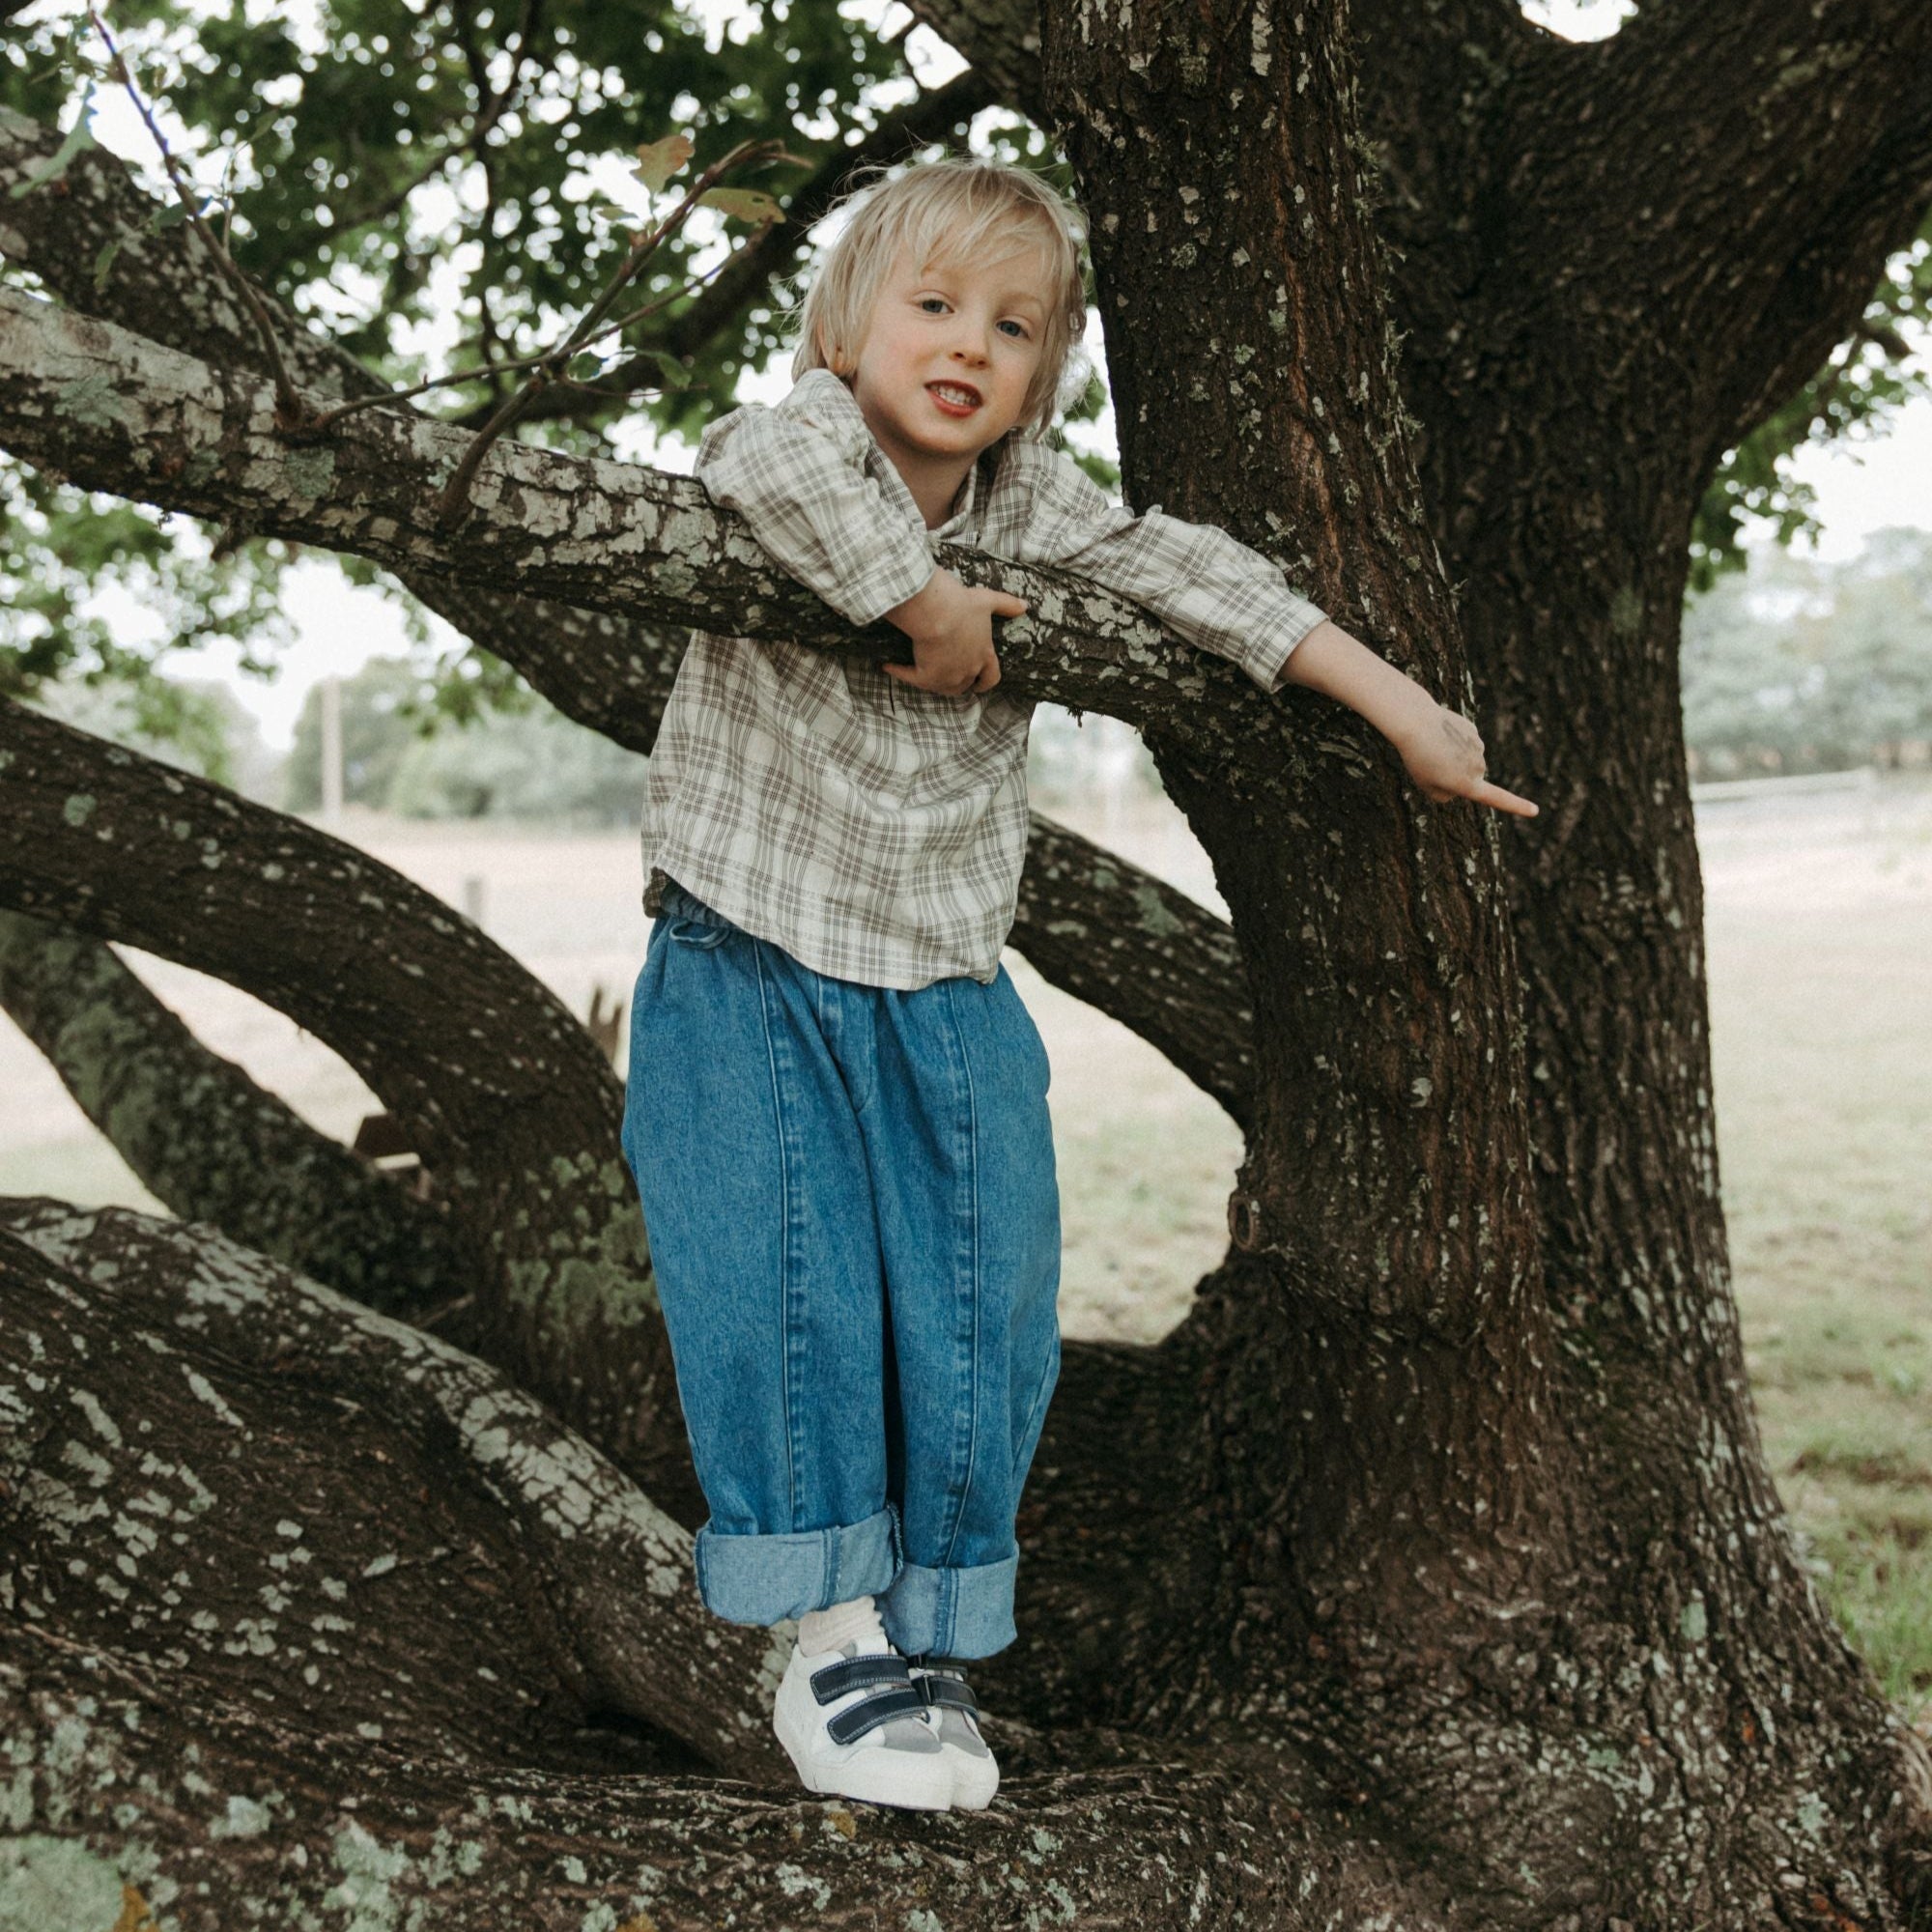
left=89, top=9, right=311, bottom=432
left=431, top=136, right=782, bottom=527
left=306, top=246, right=742, bottom=431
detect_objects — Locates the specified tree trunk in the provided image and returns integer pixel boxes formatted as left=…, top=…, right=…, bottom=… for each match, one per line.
left=1033, top=0, right=1932, bottom=1918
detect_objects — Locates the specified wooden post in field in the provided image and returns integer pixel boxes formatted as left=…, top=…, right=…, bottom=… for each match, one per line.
left=319, top=675, right=344, bottom=823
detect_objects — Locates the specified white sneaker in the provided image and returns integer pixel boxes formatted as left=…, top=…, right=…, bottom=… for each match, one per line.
left=910, top=1659, right=1000, bottom=1810
left=772, top=1634, right=954, bottom=1811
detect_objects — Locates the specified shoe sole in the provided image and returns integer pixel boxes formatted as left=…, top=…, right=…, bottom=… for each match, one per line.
left=773, top=1694, right=955, bottom=1811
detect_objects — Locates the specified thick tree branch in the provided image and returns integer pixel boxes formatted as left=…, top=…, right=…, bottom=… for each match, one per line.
left=0, top=281, right=1306, bottom=767
left=1589, top=0, right=1932, bottom=456
left=0, top=697, right=705, bottom=1525
left=0, top=907, right=468, bottom=1320
left=0, top=1200, right=783, bottom=1780
left=0, top=104, right=415, bottom=406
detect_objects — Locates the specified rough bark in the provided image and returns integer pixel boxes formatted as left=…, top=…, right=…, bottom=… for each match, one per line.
left=0, top=908, right=468, bottom=1320
left=2, top=1204, right=1481, bottom=1927
left=1032, top=0, right=1932, bottom=1918
left=0, top=1634, right=1445, bottom=1932
left=0, top=1199, right=781, bottom=1778
left=1334, top=14, right=1932, bottom=1918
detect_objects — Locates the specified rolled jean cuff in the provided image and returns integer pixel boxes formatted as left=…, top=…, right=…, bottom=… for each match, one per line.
left=877, top=1551, right=1019, bottom=1661
left=694, top=1505, right=901, bottom=1626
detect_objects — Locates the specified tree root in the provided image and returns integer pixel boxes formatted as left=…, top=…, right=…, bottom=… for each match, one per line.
left=0, top=1201, right=771, bottom=1777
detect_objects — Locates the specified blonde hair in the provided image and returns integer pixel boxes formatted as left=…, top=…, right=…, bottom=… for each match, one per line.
left=789, top=157, right=1089, bottom=441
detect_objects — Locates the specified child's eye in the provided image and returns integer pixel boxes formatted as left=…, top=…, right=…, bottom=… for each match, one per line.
left=998, top=320, right=1031, bottom=340
left=917, top=298, right=950, bottom=314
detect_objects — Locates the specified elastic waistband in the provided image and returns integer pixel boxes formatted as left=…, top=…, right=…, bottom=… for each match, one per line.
left=658, top=875, right=736, bottom=932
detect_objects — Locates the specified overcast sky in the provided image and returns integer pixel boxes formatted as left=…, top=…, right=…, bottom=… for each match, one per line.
left=66, top=0, right=1932, bottom=749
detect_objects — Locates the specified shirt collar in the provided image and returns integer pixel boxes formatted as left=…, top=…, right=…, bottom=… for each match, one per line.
left=929, top=456, right=983, bottom=537
left=799, top=371, right=1001, bottom=538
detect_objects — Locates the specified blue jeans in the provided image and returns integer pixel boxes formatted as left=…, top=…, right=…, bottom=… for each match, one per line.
left=620, top=877, right=1063, bottom=1660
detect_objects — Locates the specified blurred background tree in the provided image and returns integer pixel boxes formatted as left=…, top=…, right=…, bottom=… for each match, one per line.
left=1683, top=526, right=1932, bottom=778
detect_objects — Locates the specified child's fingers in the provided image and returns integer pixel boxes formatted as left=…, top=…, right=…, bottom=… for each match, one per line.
left=1468, top=778, right=1539, bottom=817
left=988, top=593, right=1029, bottom=618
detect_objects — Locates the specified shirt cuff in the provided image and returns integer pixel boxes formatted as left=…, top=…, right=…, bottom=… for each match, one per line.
left=825, top=547, right=940, bottom=630
left=1247, top=604, right=1328, bottom=695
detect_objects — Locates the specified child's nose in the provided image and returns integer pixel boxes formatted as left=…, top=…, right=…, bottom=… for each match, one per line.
left=948, top=317, right=995, bottom=365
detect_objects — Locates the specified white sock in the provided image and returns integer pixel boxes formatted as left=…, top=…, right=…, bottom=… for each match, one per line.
left=797, top=1593, right=889, bottom=1656
left=792, top=1594, right=935, bottom=1750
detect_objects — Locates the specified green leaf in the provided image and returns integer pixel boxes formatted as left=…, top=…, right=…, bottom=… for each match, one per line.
left=699, top=186, right=782, bottom=224
left=91, top=239, right=124, bottom=294
left=9, top=96, right=97, bottom=200
left=632, top=131, right=695, bottom=193
left=637, top=349, right=693, bottom=391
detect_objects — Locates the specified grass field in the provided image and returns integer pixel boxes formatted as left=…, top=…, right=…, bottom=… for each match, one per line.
left=1696, top=777, right=1932, bottom=1730
left=3, top=771, right=1927, bottom=1729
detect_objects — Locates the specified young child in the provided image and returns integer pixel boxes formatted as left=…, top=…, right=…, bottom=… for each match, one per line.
left=620, top=158, right=1536, bottom=1816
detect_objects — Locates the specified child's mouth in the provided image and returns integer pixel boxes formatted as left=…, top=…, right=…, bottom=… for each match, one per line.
left=926, top=383, right=982, bottom=417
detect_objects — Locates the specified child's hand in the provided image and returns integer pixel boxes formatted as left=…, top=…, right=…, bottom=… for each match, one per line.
left=1396, top=699, right=1540, bottom=817
left=883, top=568, right=1026, bottom=697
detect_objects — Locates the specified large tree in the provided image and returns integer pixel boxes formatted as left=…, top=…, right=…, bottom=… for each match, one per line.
left=4, top=0, right=1932, bottom=1920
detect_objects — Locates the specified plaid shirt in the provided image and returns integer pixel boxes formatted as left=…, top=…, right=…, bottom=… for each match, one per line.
left=640, top=369, right=1326, bottom=988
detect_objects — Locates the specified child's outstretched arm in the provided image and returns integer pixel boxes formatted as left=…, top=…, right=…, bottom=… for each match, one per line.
left=1005, top=445, right=1538, bottom=819
left=1280, top=618, right=1539, bottom=817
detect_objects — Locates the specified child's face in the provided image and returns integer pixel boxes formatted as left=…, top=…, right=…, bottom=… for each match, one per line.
left=840, top=238, right=1052, bottom=479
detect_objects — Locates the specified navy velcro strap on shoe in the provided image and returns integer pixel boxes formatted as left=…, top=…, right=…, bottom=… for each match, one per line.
left=824, top=1685, right=928, bottom=1746
left=917, top=1673, right=979, bottom=1716
left=810, top=1654, right=912, bottom=1704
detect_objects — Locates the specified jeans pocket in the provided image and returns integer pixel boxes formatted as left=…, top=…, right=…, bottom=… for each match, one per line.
left=999, top=969, right=1052, bottom=1096
left=668, top=916, right=731, bottom=951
